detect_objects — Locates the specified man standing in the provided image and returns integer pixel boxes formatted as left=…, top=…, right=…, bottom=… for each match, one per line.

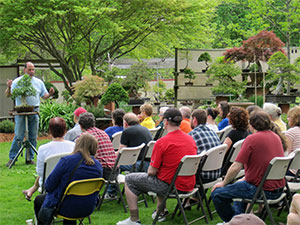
left=189, top=109, right=221, bottom=183
left=179, top=106, right=192, bottom=133
left=211, top=111, right=285, bottom=222
left=119, top=112, right=152, bottom=172
left=116, top=108, right=197, bottom=225
left=5, top=62, right=54, bottom=166
left=64, top=107, right=87, bottom=142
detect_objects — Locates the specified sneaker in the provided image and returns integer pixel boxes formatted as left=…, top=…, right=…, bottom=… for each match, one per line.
left=151, top=209, right=169, bottom=222
left=104, top=193, right=117, bottom=200
left=216, top=222, right=225, bottom=225
left=116, top=217, right=141, bottom=225
left=6, top=160, right=13, bottom=167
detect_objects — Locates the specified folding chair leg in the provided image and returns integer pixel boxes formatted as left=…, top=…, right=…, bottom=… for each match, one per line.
left=175, top=194, right=189, bottom=225
left=115, top=181, right=128, bottom=213
left=97, top=182, right=109, bottom=210
left=196, top=191, right=209, bottom=224
left=152, top=196, right=168, bottom=225
left=203, top=193, right=213, bottom=220
left=88, top=215, right=91, bottom=224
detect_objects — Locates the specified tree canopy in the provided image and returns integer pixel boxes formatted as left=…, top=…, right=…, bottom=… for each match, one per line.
left=0, top=0, right=218, bottom=93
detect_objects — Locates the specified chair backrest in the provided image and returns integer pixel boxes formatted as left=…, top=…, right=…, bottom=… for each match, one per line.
left=42, top=152, right=71, bottom=190
left=112, top=131, right=122, bottom=150
left=117, top=143, right=145, bottom=166
left=178, top=154, right=204, bottom=176
left=216, top=125, right=233, bottom=143
left=149, top=127, right=161, bottom=139
left=145, top=141, right=156, bottom=159
left=266, top=154, right=294, bottom=180
left=229, top=139, right=245, bottom=163
left=63, top=178, right=105, bottom=196
left=159, top=127, right=168, bottom=138
left=288, top=149, right=300, bottom=170
left=202, top=144, right=227, bottom=171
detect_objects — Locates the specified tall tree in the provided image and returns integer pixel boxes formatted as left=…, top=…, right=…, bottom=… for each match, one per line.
left=0, top=0, right=217, bottom=94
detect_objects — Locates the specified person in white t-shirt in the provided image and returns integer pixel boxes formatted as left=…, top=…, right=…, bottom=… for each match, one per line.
left=22, top=117, right=75, bottom=201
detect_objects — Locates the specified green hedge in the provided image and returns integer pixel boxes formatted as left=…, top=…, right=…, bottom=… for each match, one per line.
left=0, top=120, right=14, bottom=133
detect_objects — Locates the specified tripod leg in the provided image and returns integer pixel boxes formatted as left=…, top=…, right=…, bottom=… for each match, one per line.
left=8, top=144, right=26, bottom=169
left=28, top=141, right=38, bottom=154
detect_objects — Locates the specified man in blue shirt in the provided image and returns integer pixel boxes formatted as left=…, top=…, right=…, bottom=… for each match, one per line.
left=104, top=108, right=125, bottom=139
left=5, top=62, right=54, bottom=166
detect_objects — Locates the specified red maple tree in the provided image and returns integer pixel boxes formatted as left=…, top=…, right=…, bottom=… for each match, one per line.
left=224, top=30, right=286, bottom=72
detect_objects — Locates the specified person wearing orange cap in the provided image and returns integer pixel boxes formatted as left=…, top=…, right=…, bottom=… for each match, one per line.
left=64, top=107, right=87, bottom=142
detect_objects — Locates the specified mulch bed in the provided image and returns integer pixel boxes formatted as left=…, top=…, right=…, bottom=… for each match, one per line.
left=0, top=133, right=51, bottom=143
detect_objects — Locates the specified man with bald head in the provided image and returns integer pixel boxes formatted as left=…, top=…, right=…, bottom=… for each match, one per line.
left=5, top=62, right=55, bottom=166
left=119, top=112, right=152, bottom=172
left=179, top=106, right=192, bottom=133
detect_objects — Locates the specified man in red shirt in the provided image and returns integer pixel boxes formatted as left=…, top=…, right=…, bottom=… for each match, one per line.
left=117, top=108, right=197, bottom=225
left=211, top=111, right=285, bottom=222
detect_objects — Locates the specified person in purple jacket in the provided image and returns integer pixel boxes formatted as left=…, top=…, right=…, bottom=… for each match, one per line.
left=33, top=133, right=103, bottom=225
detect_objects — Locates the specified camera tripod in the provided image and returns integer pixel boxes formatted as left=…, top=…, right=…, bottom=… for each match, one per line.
left=8, top=112, right=39, bottom=169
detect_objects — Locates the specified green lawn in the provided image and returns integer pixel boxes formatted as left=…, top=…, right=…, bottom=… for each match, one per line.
left=0, top=140, right=289, bottom=225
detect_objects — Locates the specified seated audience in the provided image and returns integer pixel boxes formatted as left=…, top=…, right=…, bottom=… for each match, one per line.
left=139, top=103, right=155, bottom=129
left=263, top=102, right=286, bottom=131
left=64, top=107, right=87, bottom=142
left=34, top=133, right=103, bottom=225
left=22, top=117, right=75, bottom=201
left=211, top=111, right=285, bottom=222
left=119, top=112, right=152, bottom=172
left=104, top=108, right=125, bottom=139
left=189, top=109, right=221, bottom=184
left=154, top=106, right=169, bottom=140
left=116, top=108, right=197, bottom=225
left=206, top=107, right=219, bottom=132
left=218, top=101, right=230, bottom=130
left=287, top=194, right=300, bottom=225
left=179, top=106, right=192, bottom=133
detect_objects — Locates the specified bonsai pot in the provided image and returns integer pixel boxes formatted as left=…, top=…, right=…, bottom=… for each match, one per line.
left=202, top=69, right=207, bottom=73
left=185, top=82, right=193, bottom=86
left=154, top=102, right=160, bottom=106
left=14, top=105, right=34, bottom=113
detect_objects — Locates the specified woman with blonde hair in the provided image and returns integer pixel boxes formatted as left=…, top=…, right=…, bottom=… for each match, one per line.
left=34, top=133, right=103, bottom=225
left=286, top=106, right=300, bottom=154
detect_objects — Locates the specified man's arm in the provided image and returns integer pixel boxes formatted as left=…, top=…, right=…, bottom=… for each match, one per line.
left=42, top=87, right=55, bottom=99
left=5, top=80, right=12, bottom=97
left=211, top=161, right=243, bottom=192
left=148, top=165, right=158, bottom=176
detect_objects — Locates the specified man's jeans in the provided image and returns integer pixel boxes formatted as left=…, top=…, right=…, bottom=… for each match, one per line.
left=9, top=114, right=39, bottom=161
left=211, top=181, right=282, bottom=222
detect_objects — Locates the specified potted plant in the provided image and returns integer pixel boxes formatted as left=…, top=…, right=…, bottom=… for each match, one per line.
left=265, top=52, right=300, bottom=103
left=101, top=83, right=129, bottom=108
left=206, top=56, right=246, bottom=100
left=198, top=52, right=212, bottom=73
left=165, top=88, right=175, bottom=104
left=152, top=80, right=167, bottom=105
left=183, top=68, right=195, bottom=86
left=11, top=74, right=37, bottom=112
left=72, top=75, right=107, bottom=106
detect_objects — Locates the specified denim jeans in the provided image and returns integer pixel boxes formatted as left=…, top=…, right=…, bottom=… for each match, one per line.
left=211, top=181, right=282, bottom=222
left=9, top=114, right=39, bottom=161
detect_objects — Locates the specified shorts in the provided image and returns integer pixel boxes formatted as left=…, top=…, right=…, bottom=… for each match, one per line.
left=125, top=172, right=169, bottom=197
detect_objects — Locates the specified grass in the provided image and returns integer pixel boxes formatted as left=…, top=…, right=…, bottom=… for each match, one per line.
left=0, top=139, right=290, bottom=225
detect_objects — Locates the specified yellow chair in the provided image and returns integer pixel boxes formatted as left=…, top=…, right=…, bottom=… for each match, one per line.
left=55, top=178, right=105, bottom=224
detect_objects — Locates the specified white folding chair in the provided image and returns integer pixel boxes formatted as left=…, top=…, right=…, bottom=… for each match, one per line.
left=286, top=149, right=300, bottom=195
left=112, top=131, right=122, bottom=150
left=233, top=154, right=294, bottom=225
left=149, top=127, right=161, bottom=139
left=197, top=144, right=228, bottom=220
left=221, top=139, right=245, bottom=177
left=97, top=143, right=145, bottom=213
left=152, top=154, right=208, bottom=225
left=41, top=152, right=71, bottom=193
left=216, top=125, right=232, bottom=143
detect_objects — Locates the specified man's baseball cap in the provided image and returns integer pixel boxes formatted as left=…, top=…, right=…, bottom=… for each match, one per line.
left=225, top=214, right=266, bottom=225
left=74, top=107, right=87, bottom=117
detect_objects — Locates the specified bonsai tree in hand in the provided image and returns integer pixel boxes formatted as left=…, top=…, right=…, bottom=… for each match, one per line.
left=101, top=83, right=129, bottom=108
left=11, top=74, right=37, bottom=108
left=266, top=52, right=300, bottom=95
left=198, top=52, right=212, bottom=72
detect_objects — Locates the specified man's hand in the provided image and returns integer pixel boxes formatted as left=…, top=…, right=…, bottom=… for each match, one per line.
left=211, top=181, right=225, bottom=193
left=49, top=87, right=55, bottom=96
left=7, top=79, right=12, bottom=88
